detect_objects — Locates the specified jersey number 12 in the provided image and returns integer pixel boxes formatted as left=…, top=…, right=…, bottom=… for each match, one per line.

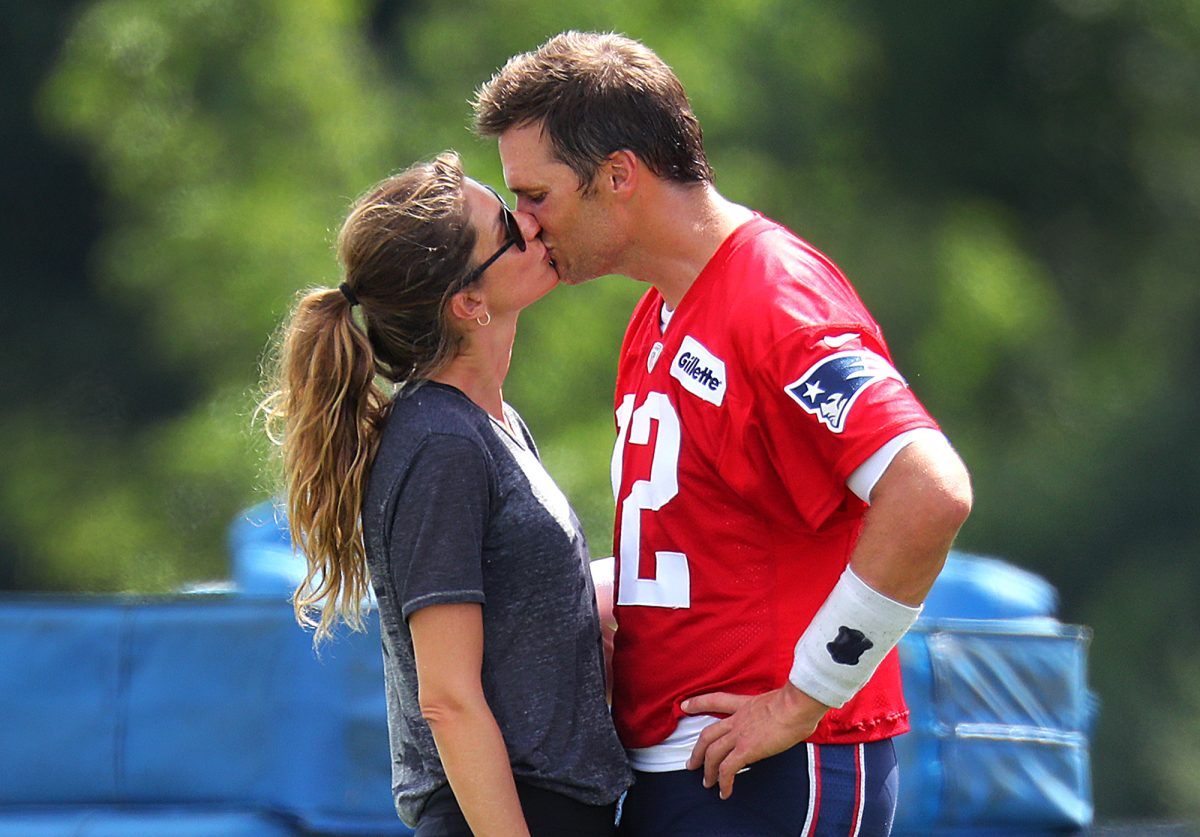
left=611, top=392, right=690, bottom=608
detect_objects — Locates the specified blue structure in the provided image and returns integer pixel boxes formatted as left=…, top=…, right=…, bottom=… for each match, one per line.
left=0, top=501, right=1093, bottom=835
left=0, top=501, right=404, bottom=836
left=0, top=596, right=402, bottom=836
left=894, top=556, right=1095, bottom=835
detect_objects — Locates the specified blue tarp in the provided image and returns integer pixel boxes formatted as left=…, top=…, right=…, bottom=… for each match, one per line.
left=895, top=618, right=1094, bottom=834
left=0, top=594, right=404, bottom=835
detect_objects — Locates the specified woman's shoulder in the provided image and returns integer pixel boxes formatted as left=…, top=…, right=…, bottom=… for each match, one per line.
left=389, top=382, right=489, bottom=435
left=373, top=383, right=497, bottom=470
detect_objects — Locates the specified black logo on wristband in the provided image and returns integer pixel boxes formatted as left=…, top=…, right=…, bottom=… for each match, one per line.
left=827, top=626, right=873, bottom=665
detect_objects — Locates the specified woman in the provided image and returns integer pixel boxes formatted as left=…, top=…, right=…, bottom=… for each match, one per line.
left=260, top=152, right=631, bottom=836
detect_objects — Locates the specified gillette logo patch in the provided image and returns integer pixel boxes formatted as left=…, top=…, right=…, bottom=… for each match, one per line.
left=670, top=336, right=726, bottom=406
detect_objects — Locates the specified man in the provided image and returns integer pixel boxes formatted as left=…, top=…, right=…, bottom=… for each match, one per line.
left=475, top=32, right=972, bottom=836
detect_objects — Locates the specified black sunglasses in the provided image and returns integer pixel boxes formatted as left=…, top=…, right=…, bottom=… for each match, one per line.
left=459, top=186, right=527, bottom=288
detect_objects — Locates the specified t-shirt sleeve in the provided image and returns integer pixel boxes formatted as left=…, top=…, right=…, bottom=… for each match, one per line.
left=388, top=432, right=493, bottom=620
left=751, top=327, right=940, bottom=529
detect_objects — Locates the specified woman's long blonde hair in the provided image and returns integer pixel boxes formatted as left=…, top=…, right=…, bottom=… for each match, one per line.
left=260, top=152, right=477, bottom=645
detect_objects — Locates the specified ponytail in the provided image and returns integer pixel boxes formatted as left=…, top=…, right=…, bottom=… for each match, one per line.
left=260, top=287, right=388, bottom=646
left=259, top=151, right=475, bottom=646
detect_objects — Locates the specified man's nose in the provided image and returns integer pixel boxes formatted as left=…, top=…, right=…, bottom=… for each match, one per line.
left=514, top=208, right=541, bottom=241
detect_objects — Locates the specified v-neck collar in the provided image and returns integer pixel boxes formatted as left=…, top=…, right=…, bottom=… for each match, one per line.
left=488, top=407, right=526, bottom=450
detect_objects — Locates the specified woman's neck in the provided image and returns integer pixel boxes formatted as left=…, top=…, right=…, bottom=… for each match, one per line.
left=432, top=318, right=516, bottom=423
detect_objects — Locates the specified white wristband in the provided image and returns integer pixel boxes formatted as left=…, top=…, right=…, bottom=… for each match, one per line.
left=788, top=566, right=922, bottom=708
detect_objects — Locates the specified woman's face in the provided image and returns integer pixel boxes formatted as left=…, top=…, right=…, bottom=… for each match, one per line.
left=461, top=178, right=558, bottom=316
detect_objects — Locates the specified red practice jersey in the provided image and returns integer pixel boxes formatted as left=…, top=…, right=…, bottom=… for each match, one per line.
left=610, top=215, right=939, bottom=749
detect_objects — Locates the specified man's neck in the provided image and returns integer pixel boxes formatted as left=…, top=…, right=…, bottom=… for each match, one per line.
left=621, top=183, right=755, bottom=309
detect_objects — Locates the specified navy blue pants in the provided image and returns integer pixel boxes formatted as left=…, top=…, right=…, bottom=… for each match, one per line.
left=617, top=739, right=898, bottom=837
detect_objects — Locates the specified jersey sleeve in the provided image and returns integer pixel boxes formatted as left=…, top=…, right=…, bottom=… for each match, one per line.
left=388, top=433, right=493, bottom=619
left=750, top=327, right=940, bottom=530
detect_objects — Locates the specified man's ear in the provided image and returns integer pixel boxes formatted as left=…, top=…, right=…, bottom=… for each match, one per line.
left=604, top=149, right=639, bottom=199
left=447, top=289, right=487, bottom=324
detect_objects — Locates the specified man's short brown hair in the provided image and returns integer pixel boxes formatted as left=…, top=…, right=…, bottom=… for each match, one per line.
left=473, top=31, right=713, bottom=189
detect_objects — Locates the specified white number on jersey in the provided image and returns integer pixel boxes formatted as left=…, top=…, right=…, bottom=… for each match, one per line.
left=611, top=392, right=690, bottom=608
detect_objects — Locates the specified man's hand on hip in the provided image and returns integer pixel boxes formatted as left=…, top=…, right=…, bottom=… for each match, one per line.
left=681, top=682, right=829, bottom=799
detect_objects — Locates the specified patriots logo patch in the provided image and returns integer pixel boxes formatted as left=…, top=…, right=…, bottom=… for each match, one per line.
left=784, top=350, right=906, bottom=433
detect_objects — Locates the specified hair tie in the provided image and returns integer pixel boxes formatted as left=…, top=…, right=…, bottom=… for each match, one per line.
left=338, top=282, right=359, bottom=307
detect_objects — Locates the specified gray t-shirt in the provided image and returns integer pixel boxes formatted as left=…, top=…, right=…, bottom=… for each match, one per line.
left=362, top=382, right=632, bottom=826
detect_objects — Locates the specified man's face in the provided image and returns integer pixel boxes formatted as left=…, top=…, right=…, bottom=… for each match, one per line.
left=498, top=122, right=623, bottom=286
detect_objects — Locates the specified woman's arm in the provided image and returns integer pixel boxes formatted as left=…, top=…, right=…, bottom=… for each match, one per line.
left=410, top=602, right=530, bottom=837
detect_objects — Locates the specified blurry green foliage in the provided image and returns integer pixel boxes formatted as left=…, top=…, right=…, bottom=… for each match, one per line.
left=1, top=0, right=1197, bottom=820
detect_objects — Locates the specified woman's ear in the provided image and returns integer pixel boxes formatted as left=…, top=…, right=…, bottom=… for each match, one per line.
left=447, top=289, right=487, bottom=324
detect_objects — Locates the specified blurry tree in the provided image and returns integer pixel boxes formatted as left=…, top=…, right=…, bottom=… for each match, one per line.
left=16, top=0, right=411, bottom=588
left=0, top=1, right=109, bottom=589
left=3, top=0, right=1195, bottom=821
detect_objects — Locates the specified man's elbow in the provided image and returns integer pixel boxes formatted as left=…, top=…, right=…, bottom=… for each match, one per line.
left=935, top=455, right=973, bottom=537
